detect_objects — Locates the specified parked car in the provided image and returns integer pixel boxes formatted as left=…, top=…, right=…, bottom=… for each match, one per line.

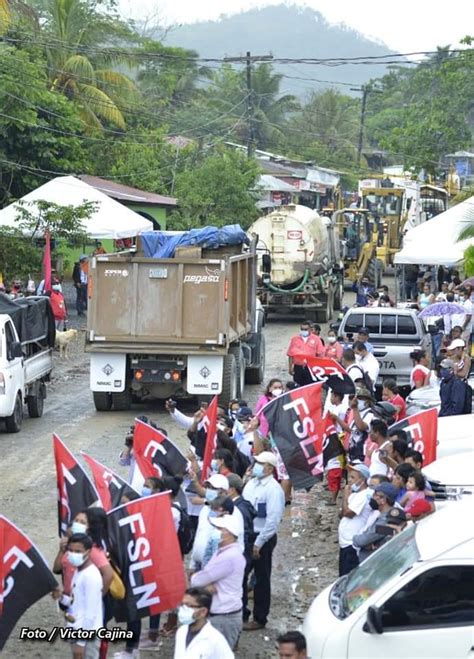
left=303, top=498, right=474, bottom=659
left=333, top=306, right=432, bottom=389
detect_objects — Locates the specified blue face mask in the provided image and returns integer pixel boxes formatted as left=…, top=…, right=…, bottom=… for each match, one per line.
left=208, top=509, right=218, bottom=518
left=252, top=463, right=265, bottom=479
left=210, top=528, right=222, bottom=543
left=71, top=521, right=87, bottom=535
left=211, top=459, right=219, bottom=473
left=67, top=551, right=87, bottom=568
left=351, top=481, right=362, bottom=493
left=205, top=488, right=218, bottom=502
left=141, top=486, right=152, bottom=497
left=300, top=330, right=309, bottom=337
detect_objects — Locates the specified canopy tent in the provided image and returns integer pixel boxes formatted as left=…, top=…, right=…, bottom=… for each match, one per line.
left=0, top=176, right=153, bottom=239
left=395, top=196, right=474, bottom=266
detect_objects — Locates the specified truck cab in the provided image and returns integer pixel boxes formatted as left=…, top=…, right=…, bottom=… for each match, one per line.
left=303, top=498, right=474, bottom=659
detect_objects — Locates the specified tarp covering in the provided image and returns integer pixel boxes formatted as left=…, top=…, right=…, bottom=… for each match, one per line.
left=140, top=225, right=249, bottom=258
left=0, top=176, right=153, bottom=239
left=0, top=294, right=55, bottom=347
left=395, top=196, right=474, bottom=266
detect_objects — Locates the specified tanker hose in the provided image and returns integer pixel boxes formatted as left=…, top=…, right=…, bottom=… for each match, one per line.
left=268, top=268, right=311, bottom=293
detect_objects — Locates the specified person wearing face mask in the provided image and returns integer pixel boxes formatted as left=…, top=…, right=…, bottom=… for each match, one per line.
left=451, top=287, right=473, bottom=345
left=439, top=358, right=469, bottom=416
left=323, top=330, right=343, bottom=362
left=242, top=452, right=285, bottom=631
left=211, top=448, right=233, bottom=477
left=189, top=475, right=230, bottom=572
left=174, top=587, right=234, bottom=659
left=352, top=483, right=400, bottom=563
left=337, top=464, right=371, bottom=576
left=49, top=278, right=68, bottom=330
left=287, top=321, right=325, bottom=386
left=333, top=388, right=374, bottom=463
left=190, top=515, right=245, bottom=650
left=446, top=338, right=471, bottom=380
left=64, top=533, right=103, bottom=659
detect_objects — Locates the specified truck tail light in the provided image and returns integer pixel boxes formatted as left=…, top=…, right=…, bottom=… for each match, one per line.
left=134, top=369, right=144, bottom=380
left=171, top=371, right=181, bottom=381
left=0, top=373, right=5, bottom=395
left=224, top=279, right=229, bottom=301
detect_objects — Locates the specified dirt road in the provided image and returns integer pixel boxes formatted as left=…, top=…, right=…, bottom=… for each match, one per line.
left=1, top=316, right=340, bottom=658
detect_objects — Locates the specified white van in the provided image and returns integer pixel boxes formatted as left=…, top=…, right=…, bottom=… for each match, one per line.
left=302, top=498, right=474, bottom=659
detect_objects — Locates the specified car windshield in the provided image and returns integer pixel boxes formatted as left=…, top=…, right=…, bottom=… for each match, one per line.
left=330, top=524, right=419, bottom=619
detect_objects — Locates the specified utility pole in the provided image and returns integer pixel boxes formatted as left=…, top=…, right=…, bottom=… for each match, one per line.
left=223, top=52, right=273, bottom=158
left=351, top=85, right=383, bottom=171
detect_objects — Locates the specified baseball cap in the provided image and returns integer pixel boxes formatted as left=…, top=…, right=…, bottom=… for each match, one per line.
left=374, top=483, right=398, bottom=504
left=227, top=473, right=244, bottom=493
left=440, top=358, right=455, bottom=369
left=254, top=451, right=277, bottom=468
left=210, top=515, right=240, bottom=537
left=79, top=254, right=88, bottom=261
left=447, top=338, right=465, bottom=351
left=406, top=499, right=432, bottom=519
left=347, top=463, right=370, bottom=481
left=358, top=327, right=369, bottom=335
left=237, top=406, right=253, bottom=420
left=386, top=507, right=407, bottom=525
left=355, top=386, right=373, bottom=400
left=204, top=474, right=229, bottom=490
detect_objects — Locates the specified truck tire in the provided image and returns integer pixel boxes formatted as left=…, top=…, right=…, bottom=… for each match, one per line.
left=245, top=333, right=266, bottom=385
left=316, top=288, right=334, bottom=323
left=112, top=389, right=132, bottom=411
left=27, top=385, right=44, bottom=418
left=5, top=393, right=23, bottom=433
left=221, top=354, right=238, bottom=407
left=229, top=345, right=245, bottom=398
left=93, top=392, right=113, bottom=412
left=333, top=280, right=343, bottom=311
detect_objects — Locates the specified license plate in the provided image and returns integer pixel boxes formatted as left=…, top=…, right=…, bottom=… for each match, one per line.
left=149, top=268, right=168, bottom=279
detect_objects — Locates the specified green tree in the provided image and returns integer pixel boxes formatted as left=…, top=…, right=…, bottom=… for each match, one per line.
left=14, top=198, right=95, bottom=243
left=172, top=148, right=260, bottom=229
left=0, top=226, right=42, bottom=280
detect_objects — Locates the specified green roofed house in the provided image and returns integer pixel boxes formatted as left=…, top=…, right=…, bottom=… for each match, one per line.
left=79, top=176, right=177, bottom=230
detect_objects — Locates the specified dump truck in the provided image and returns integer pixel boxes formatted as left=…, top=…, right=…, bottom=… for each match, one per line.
left=248, top=204, right=344, bottom=322
left=0, top=294, right=55, bottom=432
left=86, top=233, right=265, bottom=411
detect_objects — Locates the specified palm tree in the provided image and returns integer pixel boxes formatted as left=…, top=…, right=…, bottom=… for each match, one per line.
left=39, top=0, right=138, bottom=131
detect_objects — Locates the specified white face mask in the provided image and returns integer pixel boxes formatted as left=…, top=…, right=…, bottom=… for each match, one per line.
left=271, top=388, right=283, bottom=397
left=327, top=336, right=336, bottom=344
left=357, top=400, right=366, bottom=411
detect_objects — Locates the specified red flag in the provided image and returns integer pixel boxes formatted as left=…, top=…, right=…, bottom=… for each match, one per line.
left=53, top=434, right=99, bottom=536
left=107, top=493, right=186, bottom=622
left=264, top=382, right=324, bottom=489
left=200, top=396, right=218, bottom=483
left=132, top=419, right=188, bottom=488
left=81, top=452, right=139, bottom=512
left=305, top=357, right=347, bottom=382
left=389, top=408, right=438, bottom=466
left=42, top=229, right=52, bottom=294
left=0, top=516, right=58, bottom=650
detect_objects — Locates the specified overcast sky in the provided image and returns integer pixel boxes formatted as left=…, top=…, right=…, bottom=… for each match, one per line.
left=119, top=0, right=473, bottom=53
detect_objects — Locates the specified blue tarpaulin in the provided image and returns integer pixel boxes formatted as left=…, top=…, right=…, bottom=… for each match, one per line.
left=140, top=225, right=249, bottom=258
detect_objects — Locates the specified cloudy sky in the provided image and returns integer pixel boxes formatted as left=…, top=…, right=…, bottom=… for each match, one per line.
left=119, top=0, right=473, bottom=53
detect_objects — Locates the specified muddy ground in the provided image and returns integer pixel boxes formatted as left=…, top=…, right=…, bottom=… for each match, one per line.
left=0, top=297, right=348, bottom=658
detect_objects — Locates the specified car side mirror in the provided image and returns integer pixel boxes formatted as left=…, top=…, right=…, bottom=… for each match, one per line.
left=364, top=605, right=383, bottom=634
left=10, top=341, right=23, bottom=360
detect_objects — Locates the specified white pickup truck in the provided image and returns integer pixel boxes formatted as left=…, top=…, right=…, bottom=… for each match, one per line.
left=0, top=296, right=54, bottom=432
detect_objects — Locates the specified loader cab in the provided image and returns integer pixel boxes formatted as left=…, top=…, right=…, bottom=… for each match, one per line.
left=361, top=187, right=404, bottom=266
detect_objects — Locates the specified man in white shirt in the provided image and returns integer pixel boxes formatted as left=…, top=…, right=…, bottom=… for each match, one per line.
left=353, top=341, right=380, bottom=391
left=368, top=419, right=391, bottom=477
left=174, top=587, right=234, bottom=659
left=66, top=534, right=103, bottom=659
left=338, top=463, right=372, bottom=576
left=242, top=452, right=285, bottom=631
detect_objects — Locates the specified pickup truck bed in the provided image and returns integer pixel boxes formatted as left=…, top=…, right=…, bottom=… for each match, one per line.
left=24, top=349, right=53, bottom=385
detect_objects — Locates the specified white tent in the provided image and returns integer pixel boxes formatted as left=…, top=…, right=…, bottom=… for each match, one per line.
left=395, top=196, right=474, bottom=266
left=0, top=176, right=153, bottom=239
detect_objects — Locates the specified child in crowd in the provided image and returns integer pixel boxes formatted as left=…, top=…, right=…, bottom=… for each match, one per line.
left=400, top=472, right=426, bottom=513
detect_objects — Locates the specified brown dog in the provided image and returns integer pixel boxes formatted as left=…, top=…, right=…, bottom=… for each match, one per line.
left=55, top=328, right=78, bottom=359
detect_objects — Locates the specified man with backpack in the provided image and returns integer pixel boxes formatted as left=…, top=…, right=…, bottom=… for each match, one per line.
left=439, top=358, right=472, bottom=416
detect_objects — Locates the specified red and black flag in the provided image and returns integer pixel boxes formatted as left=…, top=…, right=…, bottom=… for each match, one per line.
left=306, top=357, right=355, bottom=395
left=389, top=408, right=438, bottom=466
left=53, top=434, right=99, bottom=536
left=107, top=493, right=186, bottom=623
left=132, top=419, right=188, bottom=483
left=200, top=395, right=218, bottom=483
left=264, top=382, right=325, bottom=490
left=81, top=452, right=140, bottom=512
left=0, top=516, right=58, bottom=651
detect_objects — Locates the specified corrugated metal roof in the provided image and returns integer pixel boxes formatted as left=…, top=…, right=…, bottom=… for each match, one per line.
left=256, top=175, right=298, bottom=192
left=79, top=175, right=177, bottom=206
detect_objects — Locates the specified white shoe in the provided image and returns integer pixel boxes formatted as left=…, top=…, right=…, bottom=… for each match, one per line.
left=113, top=651, right=140, bottom=658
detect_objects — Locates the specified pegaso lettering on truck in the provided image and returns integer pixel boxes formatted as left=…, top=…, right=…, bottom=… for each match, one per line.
left=183, top=267, right=220, bottom=285
left=104, top=269, right=129, bottom=278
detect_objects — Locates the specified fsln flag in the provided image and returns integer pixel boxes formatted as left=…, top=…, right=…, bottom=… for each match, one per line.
left=0, top=516, right=58, bottom=651
left=107, top=493, right=185, bottom=622
left=81, top=452, right=140, bottom=512
left=264, top=382, right=325, bottom=490
left=200, top=396, right=218, bottom=484
left=53, top=434, right=99, bottom=536
left=389, top=408, right=438, bottom=466
left=132, top=419, right=188, bottom=482
left=305, top=357, right=347, bottom=382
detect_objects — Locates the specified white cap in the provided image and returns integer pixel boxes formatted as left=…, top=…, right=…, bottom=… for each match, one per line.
left=254, top=451, right=277, bottom=468
left=210, top=514, right=240, bottom=537
left=447, top=338, right=465, bottom=351
left=204, top=474, right=229, bottom=490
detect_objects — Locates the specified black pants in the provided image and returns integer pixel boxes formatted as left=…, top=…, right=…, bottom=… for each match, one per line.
left=293, top=364, right=313, bottom=387
left=243, top=534, right=277, bottom=625
left=339, top=545, right=359, bottom=576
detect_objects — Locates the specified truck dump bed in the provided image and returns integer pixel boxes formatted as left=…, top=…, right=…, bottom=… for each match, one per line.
left=86, top=252, right=256, bottom=354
